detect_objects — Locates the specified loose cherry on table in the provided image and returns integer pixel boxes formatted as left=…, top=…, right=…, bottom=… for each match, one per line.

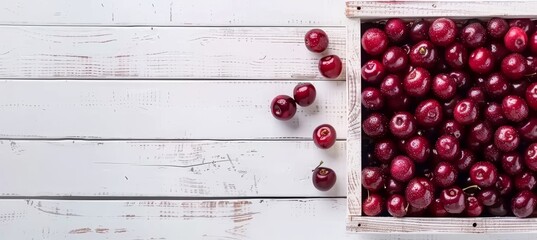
left=304, top=29, right=329, bottom=53
left=313, top=124, right=336, bottom=149
left=312, top=162, right=337, bottom=191
left=270, top=95, right=297, bottom=120
left=318, top=55, right=342, bottom=79
left=293, top=83, right=316, bottom=107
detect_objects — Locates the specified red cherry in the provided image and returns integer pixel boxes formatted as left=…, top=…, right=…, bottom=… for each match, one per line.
left=487, top=18, right=509, bottom=39
left=469, top=47, right=495, bottom=75
left=387, top=194, right=407, bottom=217
left=390, top=155, right=416, bottom=182
left=454, top=99, right=479, bottom=125
left=405, top=177, right=434, bottom=209
left=494, top=125, right=520, bottom=152
left=362, top=28, right=389, bottom=56
left=440, top=186, right=466, bottom=214
left=270, top=95, right=297, bottom=120
left=313, top=124, right=336, bottom=149
left=319, top=55, right=342, bottom=79
left=361, top=87, right=384, bottom=110
left=415, top=99, right=443, bottom=128
left=469, top=161, right=498, bottom=188
left=383, top=46, right=409, bottom=73
left=410, top=20, right=430, bottom=42
left=361, top=167, right=384, bottom=191
left=501, top=95, right=529, bottom=122
left=444, top=42, right=468, bottom=69
left=363, top=113, right=388, bottom=138
left=385, top=18, right=409, bottom=43
left=403, top=67, right=431, bottom=97
left=526, top=82, right=537, bottom=111
left=363, top=193, right=384, bottom=216
left=461, top=22, right=487, bottom=48
left=429, top=18, right=457, bottom=46
left=361, top=59, right=386, bottom=84
left=530, top=32, right=537, bottom=55
left=304, top=29, right=329, bottom=53
left=432, top=74, right=457, bottom=100
left=501, top=53, right=527, bottom=80
left=504, top=26, right=528, bottom=53
left=524, top=143, right=537, bottom=172
left=312, top=163, right=336, bottom=191
left=293, top=83, right=316, bottom=107
left=409, top=40, right=438, bottom=68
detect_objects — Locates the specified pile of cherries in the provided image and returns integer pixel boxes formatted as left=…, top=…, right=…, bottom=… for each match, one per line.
left=270, top=29, right=343, bottom=192
left=360, top=17, right=537, bottom=218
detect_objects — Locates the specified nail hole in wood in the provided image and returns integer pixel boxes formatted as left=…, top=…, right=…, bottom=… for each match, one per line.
left=432, top=3, right=437, bottom=8
left=472, top=223, right=477, bottom=227
left=356, top=6, right=361, bottom=10
left=358, top=223, right=362, bottom=227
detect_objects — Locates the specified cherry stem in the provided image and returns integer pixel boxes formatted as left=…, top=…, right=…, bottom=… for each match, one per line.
left=463, top=185, right=481, bottom=192
left=404, top=203, right=410, bottom=212
left=312, top=161, right=324, bottom=172
left=367, top=190, right=370, bottom=199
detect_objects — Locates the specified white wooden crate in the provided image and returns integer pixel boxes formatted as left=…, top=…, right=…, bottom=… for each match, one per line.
left=345, top=0, right=537, bottom=233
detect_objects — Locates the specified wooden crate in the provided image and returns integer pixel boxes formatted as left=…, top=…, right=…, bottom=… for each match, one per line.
left=345, top=0, right=537, bottom=233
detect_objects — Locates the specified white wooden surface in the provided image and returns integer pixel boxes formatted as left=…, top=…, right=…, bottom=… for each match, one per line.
left=0, top=0, right=533, bottom=239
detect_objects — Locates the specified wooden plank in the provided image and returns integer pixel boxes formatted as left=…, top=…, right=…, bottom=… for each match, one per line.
left=0, top=140, right=346, bottom=197
left=346, top=1, right=537, bottom=19
left=0, top=26, right=345, bottom=80
left=0, top=80, right=346, bottom=139
left=346, top=19, right=361, bottom=217
left=0, top=0, right=347, bottom=26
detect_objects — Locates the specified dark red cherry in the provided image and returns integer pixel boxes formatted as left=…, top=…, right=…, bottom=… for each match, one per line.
left=304, top=29, right=329, bottom=53
left=361, top=167, right=384, bottom=191
left=484, top=143, right=501, bottom=164
left=389, top=112, right=417, bottom=139
left=466, top=121, right=493, bottom=150
left=485, top=73, right=511, bottom=99
left=313, top=124, right=336, bottom=149
left=405, top=177, right=434, bottom=209
left=380, top=74, right=403, bottom=98
left=449, top=71, right=471, bottom=91
left=441, top=120, right=465, bottom=140
left=293, top=83, right=316, bottom=107
left=440, top=186, right=466, bottom=214
left=361, top=28, right=388, bottom=56
left=429, top=18, right=457, bottom=46
left=361, top=87, right=384, bottom=110
left=518, top=118, right=537, bottom=141
left=484, top=103, right=507, bottom=126
left=467, top=87, right=486, bottom=106
left=530, top=32, right=537, bottom=55
left=429, top=198, right=450, bottom=217
left=502, top=95, right=529, bottom=122
left=455, top=149, right=476, bottom=172
left=524, top=143, right=537, bottom=172
left=386, top=177, right=405, bottom=195
left=363, top=193, right=384, bottom=216
left=404, top=135, right=431, bottom=163
left=443, top=96, right=461, bottom=117
left=526, top=82, right=537, bottom=111
left=409, top=40, right=438, bottom=68
left=504, top=26, right=528, bottom=52
left=387, top=194, right=407, bottom=217
left=487, top=41, right=509, bottom=64
left=444, top=42, right=468, bottom=69
left=410, top=20, right=430, bottom=42
left=509, top=19, right=535, bottom=35
left=496, top=174, right=513, bottom=196
left=390, top=155, right=416, bottom=183
left=461, top=22, right=487, bottom=48
left=494, top=125, right=520, bottom=152
left=478, top=188, right=500, bottom=207
left=511, top=190, right=537, bottom=218
left=404, top=67, right=431, bottom=97
left=501, top=53, right=527, bottom=80
left=385, top=18, right=409, bottom=43
left=454, top=99, right=479, bottom=125
left=383, top=46, right=409, bottom=73
left=374, top=139, right=397, bottom=163
left=386, top=95, right=411, bottom=111
left=512, top=80, right=530, bottom=96
left=469, top=47, right=495, bottom=75
left=501, top=152, right=524, bottom=176
left=363, top=113, right=388, bottom=138
left=319, top=55, right=343, bottom=79
left=434, top=162, right=458, bottom=188
left=270, top=95, right=297, bottom=120
left=415, top=99, right=443, bottom=128
left=432, top=74, right=457, bottom=100
left=465, top=196, right=484, bottom=217
left=361, top=59, right=386, bottom=84
left=514, top=171, right=537, bottom=191
left=435, top=135, right=461, bottom=162
left=487, top=18, right=509, bottom=39
left=469, top=161, right=498, bottom=188
left=312, top=164, right=337, bottom=191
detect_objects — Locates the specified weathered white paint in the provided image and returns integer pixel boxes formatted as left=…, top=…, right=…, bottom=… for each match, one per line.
left=0, top=26, right=345, bottom=80
left=0, top=80, right=346, bottom=139
left=0, top=140, right=345, bottom=197
left=0, top=0, right=347, bottom=26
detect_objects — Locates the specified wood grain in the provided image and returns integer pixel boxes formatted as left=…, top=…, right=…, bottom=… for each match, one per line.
left=0, top=26, right=344, bottom=80
left=0, top=80, right=345, bottom=139
left=0, top=140, right=345, bottom=197
left=346, top=1, right=537, bottom=19
left=0, top=0, right=347, bottom=26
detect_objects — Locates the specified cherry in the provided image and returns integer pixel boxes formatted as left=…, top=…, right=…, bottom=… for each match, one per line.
left=410, top=20, right=430, bottom=42
left=293, top=83, right=316, bottom=107
left=501, top=53, right=527, bottom=80
left=415, top=99, right=443, bottom=128
left=526, top=82, right=537, bottom=111
left=469, top=161, right=498, bottom=188
left=362, top=167, right=384, bottom=191
left=487, top=41, right=509, bottom=64
left=409, top=40, right=438, bottom=68
left=304, top=29, right=329, bottom=53
left=488, top=201, right=508, bottom=216
left=530, top=32, right=537, bottom=55
left=502, top=95, right=529, bottom=122
left=440, top=186, right=465, bottom=214
left=487, top=18, right=509, bottom=39
left=454, top=99, right=479, bottom=125
left=390, top=155, right=416, bottom=182
left=515, top=171, right=537, bottom=191
left=429, top=198, right=450, bottom=217
left=494, top=125, right=520, bottom=152
left=404, top=135, right=431, bottom=163
left=404, top=67, right=431, bottom=97
left=444, top=42, right=468, bottom=69
left=466, top=121, right=493, bottom=150
left=313, top=124, right=336, bottom=149
left=389, top=112, right=417, bottom=139
left=385, top=18, right=409, bottom=43
left=363, top=113, right=388, bottom=138
left=429, top=18, right=457, bottom=46
left=504, top=26, right=528, bottom=52
left=484, top=143, right=501, bottom=164
left=312, top=163, right=337, bottom=191
left=484, top=102, right=507, bottom=126
left=465, top=196, right=484, bottom=217
left=441, top=120, right=465, bottom=140
left=374, top=139, right=397, bottom=163
left=518, top=118, right=537, bottom=141
left=383, top=46, right=409, bottom=73
left=362, top=28, right=389, bottom=56
left=449, top=71, right=471, bottom=91
left=319, top=55, right=342, bottom=79
left=496, top=174, right=513, bottom=196
left=387, top=194, right=408, bottom=217
left=270, top=95, right=297, bottom=120
left=435, top=135, right=461, bottom=162
left=485, top=73, right=511, bottom=99
left=501, top=152, right=524, bottom=176
left=380, top=74, right=403, bottom=98
left=443, top=96, right=461, bottom=117
left=461, top=22, right=487, bottom=48
left=361, top=87, right=384, bottom=110
left=469, top=47, right=495, bottom=75
left=467, top=87, right=486, bottom=106
left=386, top=177, right=405, bottom=195
left=432, top=74, right=457, bottom=100
left=455, top=149, right=476, bottom=172
left=509, top=19, right=535, bottom=35
left=405, top=177, right=434, bottom=209
left=524, top=143, right=537, bottom=171
left=512, top=190, right=537, bottom=218
left=478, top=188, right=500, bottom=207
left=434, top=162, right=458, bottom=188
left=363, top=193, right=384, bottom=216
left=361, top=59, right=386, bottom=84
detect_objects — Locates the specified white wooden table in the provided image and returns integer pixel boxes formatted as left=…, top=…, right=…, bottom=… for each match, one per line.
left=0, top=0, right=531, bottom=239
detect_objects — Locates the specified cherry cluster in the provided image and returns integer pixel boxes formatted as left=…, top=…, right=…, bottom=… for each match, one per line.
left=360, top=17, right=537, bottom=218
